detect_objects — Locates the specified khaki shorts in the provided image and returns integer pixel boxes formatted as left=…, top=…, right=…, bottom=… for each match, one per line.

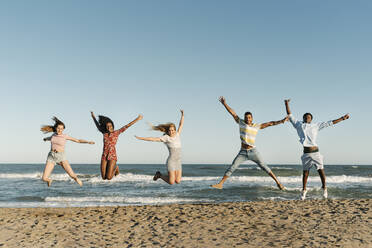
left=301, top=152, right=324, bottom=171
left=47, top=151, right=67, bottom=164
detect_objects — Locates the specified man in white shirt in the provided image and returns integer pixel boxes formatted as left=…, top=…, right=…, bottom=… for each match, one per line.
left=284, top=99, right=350, bottom=200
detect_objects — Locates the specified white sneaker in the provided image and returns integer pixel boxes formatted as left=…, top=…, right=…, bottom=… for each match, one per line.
left=300, top=189, right=308, bottom=200
left=323, top=188, right=328, bottom=199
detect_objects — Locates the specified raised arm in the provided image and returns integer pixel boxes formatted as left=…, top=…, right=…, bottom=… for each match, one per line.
left=260, top=116, right=289, bottom=129
left=135, top=136, right=162, bottom=142
left=219, top=96, right=239, bottom=123
left=177, top=110, right=184, bottom=134
left=332, top=113, right=350, bottom=125
left=119, top=114, right=143, bottom=133
left=90, top=111, right=104, bottom=133
left=284, top=99, right=291, bottom=115
left=67, top=136, right=95, bottom=144
left=284, top=99, right=301, bottom=128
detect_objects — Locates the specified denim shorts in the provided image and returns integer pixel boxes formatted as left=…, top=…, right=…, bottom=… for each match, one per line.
left=224, top=148, right=272, bottom=177
left=47, top=151, right=67, bottom=164
left=166, top=148, right=182, bottom=172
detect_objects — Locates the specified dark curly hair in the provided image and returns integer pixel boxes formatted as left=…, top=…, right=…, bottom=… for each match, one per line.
left=96, top=115, right=115, bottom=133
left=303, top=113, right=313, bottom=121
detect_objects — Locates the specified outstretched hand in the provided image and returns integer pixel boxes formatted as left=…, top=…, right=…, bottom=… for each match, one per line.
left=137, top=114, right=143, bottom=120
left=284, top=99, right=291, bottom=104
left=90, top=111, right=95, bottom=118
left=88, top=141, right=95, bottom=145
left=342, top=113, right=350, bottom=120
left=180, top=109, right=184, bottom=115
left=219, top=96, right=226, bottom=104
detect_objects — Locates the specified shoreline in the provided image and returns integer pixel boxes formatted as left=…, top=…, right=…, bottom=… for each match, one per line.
left=1, top=199, right=370, bottom=247
left=0, top=197, right=369, bottom=209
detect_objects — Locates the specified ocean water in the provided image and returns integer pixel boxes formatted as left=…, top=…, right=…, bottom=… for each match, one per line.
left=0, top=163, right=371, bottom=208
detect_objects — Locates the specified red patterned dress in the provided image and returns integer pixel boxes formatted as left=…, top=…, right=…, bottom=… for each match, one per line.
left=101, top=126, right=128, bottom=161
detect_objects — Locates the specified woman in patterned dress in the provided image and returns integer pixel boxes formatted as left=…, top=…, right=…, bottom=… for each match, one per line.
left=91, top=112, right=143, bottom=180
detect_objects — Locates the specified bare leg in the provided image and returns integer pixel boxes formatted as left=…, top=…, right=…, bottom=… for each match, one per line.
left=158, top=171, right=176, bottom=185
left=60, top=160, right=82, bottom=186
left=211, top=175, right=229, bottom=189
left=105, top=160, right=117, bottom=180
left=317, top=169, right=326, bottom=189
left=268, top=171, right=285, bottom=190
left=175, top=170, right=182, bottom=184
left=303, top=170, right=309, bottom=190
left=114, top=165, right=120, bottom=176
left=318, top=169, right=328, bottom=198
left=101, top=159, right=108, bottom=180
left=42, top=161, right=55, bottom=187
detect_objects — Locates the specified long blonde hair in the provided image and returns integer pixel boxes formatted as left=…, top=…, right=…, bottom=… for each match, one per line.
left=150, top=122, right=176, bottom=134
left=40, top=117, right=65, bottom=134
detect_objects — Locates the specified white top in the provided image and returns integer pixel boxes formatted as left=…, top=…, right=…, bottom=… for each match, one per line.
left=238, top=118, right=261, bottom=147
left=160, top=133, right=181, bottom=149
left=289, top=114, right=333, bottom=147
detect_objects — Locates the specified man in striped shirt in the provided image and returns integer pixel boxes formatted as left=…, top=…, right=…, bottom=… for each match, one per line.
left=211, top=96, right=288, bottom=190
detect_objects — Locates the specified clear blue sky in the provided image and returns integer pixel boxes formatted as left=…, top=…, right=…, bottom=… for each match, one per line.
left=1, top=1, right=371, bottom=164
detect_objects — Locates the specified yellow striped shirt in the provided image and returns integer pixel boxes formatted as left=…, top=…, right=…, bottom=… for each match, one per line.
left=239, top=119, right=261, bottom=146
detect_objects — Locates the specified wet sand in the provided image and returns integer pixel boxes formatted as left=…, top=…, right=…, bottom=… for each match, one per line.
left=0, top=199, right=371, bottom=247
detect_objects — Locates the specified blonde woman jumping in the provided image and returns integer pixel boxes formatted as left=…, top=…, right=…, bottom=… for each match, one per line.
left=135, top=110, right=184, bottom=185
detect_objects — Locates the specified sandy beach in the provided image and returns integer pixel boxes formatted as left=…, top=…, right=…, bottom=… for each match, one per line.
left=0, top=199, right=370, bottom=248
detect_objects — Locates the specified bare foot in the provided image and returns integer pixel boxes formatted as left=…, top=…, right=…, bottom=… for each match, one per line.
left=211, top=184, right=223, bottom=189
left=278, top=184, right=286, bottom=190
left=47, top=179, right=53, bottom=187
left=74, top=177, right=83, bottom=186
left=153, top=171, right=161, bottom=181
left=114, top=166, right=120, bottom=176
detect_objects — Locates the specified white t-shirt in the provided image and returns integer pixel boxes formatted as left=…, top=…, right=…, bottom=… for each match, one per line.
left=160, top=133, right=181, bottom=149
left=289, top=114, right=333, bottom=147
